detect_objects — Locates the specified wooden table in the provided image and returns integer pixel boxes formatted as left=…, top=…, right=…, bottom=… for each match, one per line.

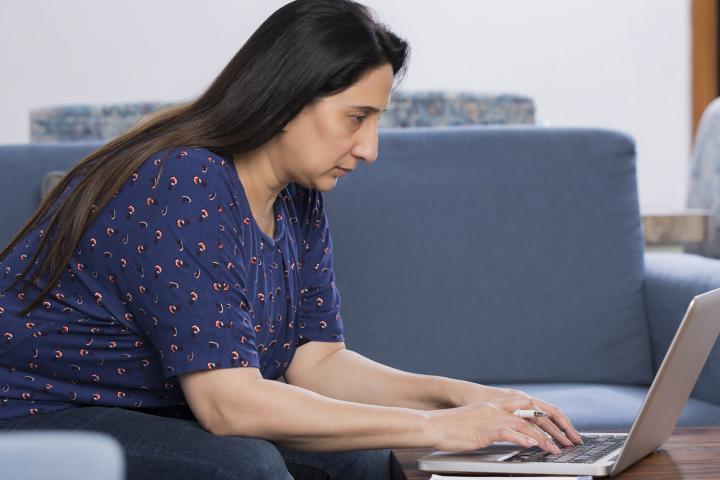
left=641, top=209, right=711, bottom=246
left=392, top=427, right=720, bottom=479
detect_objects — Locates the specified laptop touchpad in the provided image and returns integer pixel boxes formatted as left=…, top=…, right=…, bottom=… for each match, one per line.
left=424, top=444, right=521, bottom=463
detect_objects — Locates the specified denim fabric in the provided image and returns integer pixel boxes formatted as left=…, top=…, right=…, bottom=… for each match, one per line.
left=0, top=406, right=405, bottom=480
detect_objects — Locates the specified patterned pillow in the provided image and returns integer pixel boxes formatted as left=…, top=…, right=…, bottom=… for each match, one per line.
left=30, top=95, right=536, bottom=142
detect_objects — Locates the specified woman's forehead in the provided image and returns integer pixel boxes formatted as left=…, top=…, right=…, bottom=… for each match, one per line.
left=328, top=65, right=394, bottom=108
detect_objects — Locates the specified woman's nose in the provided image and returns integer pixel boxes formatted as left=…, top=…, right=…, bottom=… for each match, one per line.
left=353, top=127, right=379, bottom=164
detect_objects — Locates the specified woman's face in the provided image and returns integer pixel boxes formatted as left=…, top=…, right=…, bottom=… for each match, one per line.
left=277, top=63, right=395, bottom=192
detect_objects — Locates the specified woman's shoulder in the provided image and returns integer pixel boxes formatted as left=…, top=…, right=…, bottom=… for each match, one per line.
left=139, top=145, right=233, bottom=179
left=127, top=145, right=237, bottom=202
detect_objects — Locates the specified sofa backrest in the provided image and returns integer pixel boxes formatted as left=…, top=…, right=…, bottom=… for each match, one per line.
left=0, top=142, right=102, bottom=248
left=0, top=127, right=654, bottom=386
left=325, top=126, right=654, bottom=385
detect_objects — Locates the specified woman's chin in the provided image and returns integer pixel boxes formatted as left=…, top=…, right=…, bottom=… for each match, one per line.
left=294, top=174, right=341, bottom=192
left=316, top=175, right=341, bottom=192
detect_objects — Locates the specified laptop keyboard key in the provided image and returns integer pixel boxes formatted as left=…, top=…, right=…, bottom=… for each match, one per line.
left=504, top=435, right=625, bottom=464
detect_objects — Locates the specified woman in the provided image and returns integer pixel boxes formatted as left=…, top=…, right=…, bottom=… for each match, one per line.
left=0, top=1, right=582, bottom=478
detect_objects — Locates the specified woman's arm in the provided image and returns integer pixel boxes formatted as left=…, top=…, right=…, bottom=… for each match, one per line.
left=283, top=342, right=582, bottom=447
left=180, top=366, right=434, bottom=452
left=179, top=365, right=569, bottom=454
left=283, top=342, right=503, bottom=410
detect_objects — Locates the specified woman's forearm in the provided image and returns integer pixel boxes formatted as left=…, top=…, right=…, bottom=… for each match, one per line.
left=211, top=377, right=434, bottom=452
left=284, top=348, right=501, bottom=410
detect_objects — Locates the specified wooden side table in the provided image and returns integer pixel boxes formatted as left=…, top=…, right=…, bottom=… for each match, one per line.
left=392, top=427, right=720, bottom=479
left=641, top=209, right=711, bottom=247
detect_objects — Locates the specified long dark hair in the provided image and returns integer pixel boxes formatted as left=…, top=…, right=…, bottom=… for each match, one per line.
left=2, top=0, right=410, bottom=316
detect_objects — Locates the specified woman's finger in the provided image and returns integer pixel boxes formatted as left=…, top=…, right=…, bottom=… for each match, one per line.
left=531, top=398, right=583, bottom=444
left=534, top=415, right=574, bottom=447
left=510, top=415, right=562, bottom=454
left=495, top=396, right=571, bottom=445
left=495, top=395, right=535, bottom=413
left=498, top=426, right=540, bottom=450
left=487, top=398, right=559, bottom=453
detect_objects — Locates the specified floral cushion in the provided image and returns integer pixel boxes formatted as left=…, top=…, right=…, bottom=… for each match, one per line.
left=30, top=92, right=535, bottom=143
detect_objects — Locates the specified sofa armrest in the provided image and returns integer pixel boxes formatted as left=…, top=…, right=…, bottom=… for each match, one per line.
left=0, top=431, right=124, bottom=479
left=643, top=251, right=720, bottom=406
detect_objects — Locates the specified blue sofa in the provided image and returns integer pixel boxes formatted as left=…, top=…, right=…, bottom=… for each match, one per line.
left=324, top=126, right=720, bottom=431
left=1, top=126, right=720, bottom=475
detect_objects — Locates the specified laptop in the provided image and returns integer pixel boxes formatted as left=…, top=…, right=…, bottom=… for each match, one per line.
left=418, top=287, right=720, bottom=477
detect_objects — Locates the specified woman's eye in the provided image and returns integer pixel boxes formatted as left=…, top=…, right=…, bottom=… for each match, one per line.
left=352, top=115, right=367, bottom=124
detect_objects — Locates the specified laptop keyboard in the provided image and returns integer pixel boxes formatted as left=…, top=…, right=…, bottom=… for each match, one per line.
left=502, top=434, right=625, bottom=464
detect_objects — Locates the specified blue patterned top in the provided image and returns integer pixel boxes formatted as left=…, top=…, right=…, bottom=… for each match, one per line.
left=0, top=146, right=344, bottom=423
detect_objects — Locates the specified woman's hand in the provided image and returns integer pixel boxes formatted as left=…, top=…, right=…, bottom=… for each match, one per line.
left=424, top=395, right=579, bottom=454
left=440, top=383, right=583, bottom=450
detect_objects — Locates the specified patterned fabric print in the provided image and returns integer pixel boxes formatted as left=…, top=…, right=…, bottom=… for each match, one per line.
left=377, top=91, right=535, bottom=128
left=30, top=102, right=174, bottom=143
left=29, top=93, right=536, bottom=142
left=0, top=147, right=344, bottom=422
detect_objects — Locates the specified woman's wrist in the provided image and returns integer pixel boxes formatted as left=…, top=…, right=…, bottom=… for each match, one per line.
left=414, top=408, right=438, bottom=448
left=414, top=373, right=518, bottom=409
left=419, top=375, right=463, bottom=408
left=441, top=378, right=513, bottom=407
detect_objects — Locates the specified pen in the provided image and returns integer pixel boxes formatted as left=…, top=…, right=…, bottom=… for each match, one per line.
left=513, top=409, right=548, bottom=418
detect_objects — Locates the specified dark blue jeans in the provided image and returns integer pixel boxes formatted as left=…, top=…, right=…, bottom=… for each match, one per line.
left=0, top=406, right=406, bottom=480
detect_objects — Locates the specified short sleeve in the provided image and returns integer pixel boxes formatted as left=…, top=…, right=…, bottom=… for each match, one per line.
left=295, top=188, right=345, bottom=343
left=100, top=148, right=259, bottom=378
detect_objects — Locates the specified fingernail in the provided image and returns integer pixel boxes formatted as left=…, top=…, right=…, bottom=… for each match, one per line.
left=527, top=437, right=538, bottom=446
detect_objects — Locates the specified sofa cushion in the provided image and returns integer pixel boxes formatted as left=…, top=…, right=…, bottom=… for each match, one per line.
left=0, top=431, right=124, bottom=479
left=494, top=383, right=720, bottom=430
left=325, top=126, right=653, bottom=385
left=643, top=252, right=720, bottom=406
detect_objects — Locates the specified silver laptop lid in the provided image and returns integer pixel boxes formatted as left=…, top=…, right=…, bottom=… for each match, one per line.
left=611, top=287, right=720, bottom=475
